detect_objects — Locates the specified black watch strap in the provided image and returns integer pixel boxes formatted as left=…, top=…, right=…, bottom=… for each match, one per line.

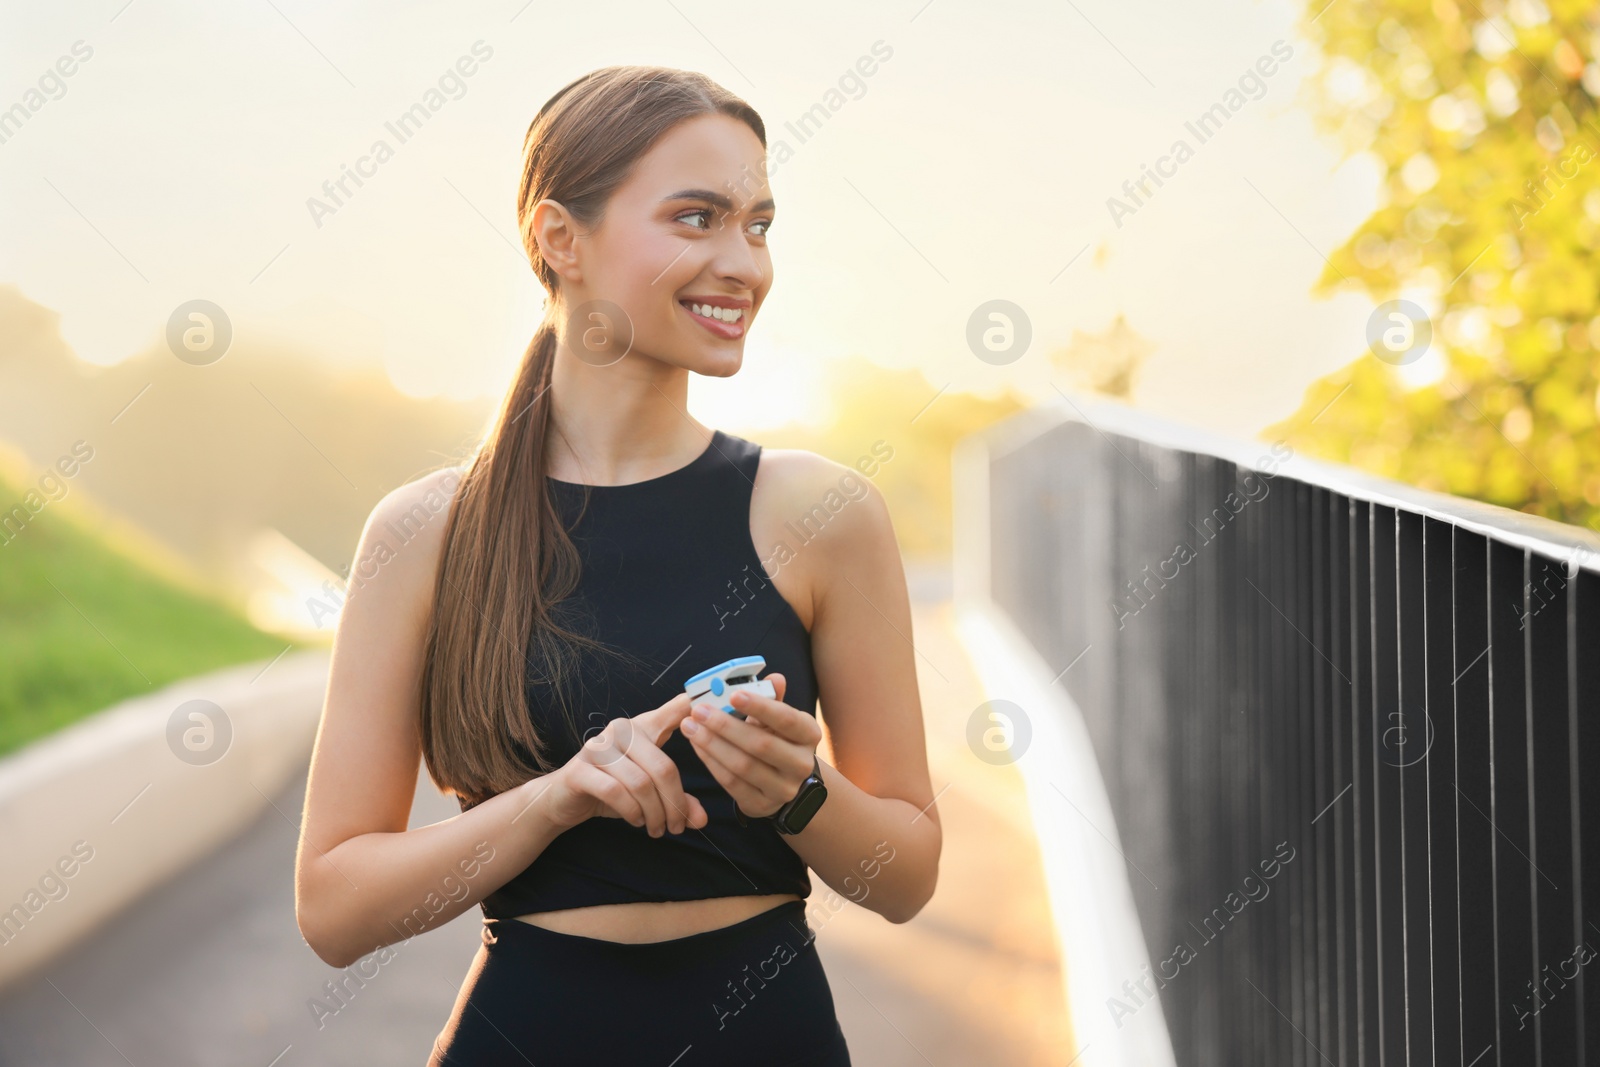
left=732, top=755, right=826, bottom=832
left=771, top=754, right=826, bottom=835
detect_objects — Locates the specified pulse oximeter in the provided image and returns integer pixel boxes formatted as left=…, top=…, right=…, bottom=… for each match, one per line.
left=683, top=655, right=775, bottom=721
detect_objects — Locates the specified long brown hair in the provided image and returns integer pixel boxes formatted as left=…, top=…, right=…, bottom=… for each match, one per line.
left=418, top=66, right=767, bottom=807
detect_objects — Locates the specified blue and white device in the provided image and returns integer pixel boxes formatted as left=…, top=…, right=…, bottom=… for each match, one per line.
left=683, top=655, right=775, bottom=721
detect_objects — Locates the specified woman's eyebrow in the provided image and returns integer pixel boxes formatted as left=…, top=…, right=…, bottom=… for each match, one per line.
left=661, top=188, right=776, bottom=213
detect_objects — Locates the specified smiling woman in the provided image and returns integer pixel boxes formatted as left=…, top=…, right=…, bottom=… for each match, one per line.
left=293, top=64, right=939, bottom=1067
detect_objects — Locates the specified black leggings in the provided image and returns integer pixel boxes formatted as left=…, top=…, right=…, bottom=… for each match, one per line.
left=429, top=899, right=852, bottom=1066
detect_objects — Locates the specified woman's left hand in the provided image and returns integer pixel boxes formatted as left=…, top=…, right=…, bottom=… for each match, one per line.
left=680, top=673, right=822, bottom=819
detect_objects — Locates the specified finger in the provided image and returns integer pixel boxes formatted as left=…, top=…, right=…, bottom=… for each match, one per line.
left=634, top=692, right=695, bottom=750
left=604, top=790, right=707, bottom=831
left=610, top=708, right=697, bottom=835
left=576, top=760, right=707, bottom=830
left=683, top=791, right=710, bottom=829
left=573, top=761, right=644, bottom=825
left=687, top=714, right=792, bottom=800
left=627, top=739, right=692, bottom=834
left=691, top=735, right=772, bottom=817
left=579, top=715, right=643, bottom=767
left=603, top=757, right=668, bottom=837
left=620, top=758, right=708, bottom=831
left=728, top=683, right=821, bottom=747
left=582, top=719, right=663, bottom=830
left=693, top=702, right=814, bottom=780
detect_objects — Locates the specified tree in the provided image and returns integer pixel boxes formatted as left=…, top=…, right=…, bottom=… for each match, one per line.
left=1265, top=0, right=1600, bottom=535
left=1050, top=314, right=1154, bottom=400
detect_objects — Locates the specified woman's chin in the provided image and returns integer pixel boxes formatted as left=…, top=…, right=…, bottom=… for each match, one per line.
left=682, top=347, right=745, bottom=377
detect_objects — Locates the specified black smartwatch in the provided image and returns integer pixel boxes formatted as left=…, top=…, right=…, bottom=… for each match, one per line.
left=734, top=755, right=828, bottom=834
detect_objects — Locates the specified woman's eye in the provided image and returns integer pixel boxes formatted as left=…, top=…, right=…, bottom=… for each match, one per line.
left=676, top=210, right=771, bottom=237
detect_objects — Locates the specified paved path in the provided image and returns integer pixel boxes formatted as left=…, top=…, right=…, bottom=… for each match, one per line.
left=0, top=587, right=1072, bottom=1065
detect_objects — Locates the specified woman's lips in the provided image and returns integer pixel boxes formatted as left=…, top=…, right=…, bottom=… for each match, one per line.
left=679, top=300, right=746, bottom=339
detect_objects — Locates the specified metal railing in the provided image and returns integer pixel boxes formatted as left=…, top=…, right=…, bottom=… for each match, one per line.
left=975, top=398, right=1600, bottom=1067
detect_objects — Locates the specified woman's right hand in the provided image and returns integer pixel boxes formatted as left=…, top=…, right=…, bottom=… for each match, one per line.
left=536, top=692, right=710, bottom=836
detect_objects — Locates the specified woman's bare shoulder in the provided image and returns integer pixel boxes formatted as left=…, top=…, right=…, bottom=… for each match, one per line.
left=749, top=442, right=898, bottom=591
left=371, top=465, right=467, bottom=530
left=752, top=443, right=893, bottom=528
left=347, top=465, right=469, bottom=613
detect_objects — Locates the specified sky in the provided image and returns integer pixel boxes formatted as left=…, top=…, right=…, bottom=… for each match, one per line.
left=0, top=0, right=1382, bottom=438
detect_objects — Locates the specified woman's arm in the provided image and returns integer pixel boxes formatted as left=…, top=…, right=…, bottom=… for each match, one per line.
left=686, top=453, right=941, bottom=923
left=298, top=470, right=709, bottom=967
left=294, top=470, right=563, bottom=967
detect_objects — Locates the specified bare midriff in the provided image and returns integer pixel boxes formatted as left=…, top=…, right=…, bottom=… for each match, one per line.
left=513, top=892, right=802, bottom=944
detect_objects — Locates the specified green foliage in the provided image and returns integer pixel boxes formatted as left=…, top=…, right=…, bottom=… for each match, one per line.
left=0, top=476, right=291, bottom=758
left=1266, top=0, right=1600, bottom=533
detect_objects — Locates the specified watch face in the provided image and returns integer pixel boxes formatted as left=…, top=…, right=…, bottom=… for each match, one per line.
left=781, top=784, right=827, bottom=832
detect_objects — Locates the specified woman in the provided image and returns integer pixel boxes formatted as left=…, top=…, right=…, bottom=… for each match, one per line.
left=294, top=64, right=940, bottom=1066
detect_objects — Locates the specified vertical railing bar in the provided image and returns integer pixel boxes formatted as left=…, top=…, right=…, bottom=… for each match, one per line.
left=1274, top=474, right=1286, bottom=1067
left=1568, top=558, right=1584, bottom=1067
left=1488, top=542, right=1503, bottom=1067
left=1372, top=498, right=1389, bottom=1066
left=1335, top=488, right=1348, bottom=1065
left=1523, top=549, right=1542, bottom=1066
left=1427, top=515, right=1440, bottom=1062
left=1301, top=482, right=1314, bottom=1066
left=1291, top=476, right=1306, bottom=1067
left=1355, top=496, right=1368, bottom=1067
left=1248, top=465, right=1260, bottom=1066
left=1315, top=484, right=1333, bottom=1055
left=1336, top=487, right=1350, bottom=1066
left=1283, top=482, right=1294, bottom=1066
left=1452, top=526, right=1465, bottom=1067
left=1308, top=485, right=1319, bottom=1053
left=1397, top=510, right=1412, bottom=1067
left=1266, top=472, right=1279, bottom=1067
left=1301, top=481, right=1313, bottom=1066
left=1256, top=464, right=1269, bottom=1066
left=1272, top=466, right=1287, bottom=1067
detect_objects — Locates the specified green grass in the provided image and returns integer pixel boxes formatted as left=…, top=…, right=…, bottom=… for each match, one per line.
left=0, top=477, right=296, bottom=759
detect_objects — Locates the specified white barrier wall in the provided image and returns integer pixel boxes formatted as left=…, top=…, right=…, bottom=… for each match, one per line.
left=952, top=424, right=1178, bottom=1067
left=0, top=649, right=330, bottom=991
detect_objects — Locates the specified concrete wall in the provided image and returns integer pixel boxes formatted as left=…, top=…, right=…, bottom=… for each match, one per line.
left=0, top=649, right=330, bottom=991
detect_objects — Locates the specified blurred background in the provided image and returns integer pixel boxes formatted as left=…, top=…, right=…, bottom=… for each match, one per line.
left=3, top=0, right=1599, bottom=1064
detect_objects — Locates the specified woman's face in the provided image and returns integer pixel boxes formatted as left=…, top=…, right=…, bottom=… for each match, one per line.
left=556, top=112, right=774, bottom=377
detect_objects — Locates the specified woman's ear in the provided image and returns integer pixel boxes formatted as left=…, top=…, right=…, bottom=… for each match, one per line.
left=531, top=197, right=583, bottom=283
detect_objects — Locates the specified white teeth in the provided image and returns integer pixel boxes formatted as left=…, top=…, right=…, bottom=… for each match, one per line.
left=688, top=302, right=744, bottom=323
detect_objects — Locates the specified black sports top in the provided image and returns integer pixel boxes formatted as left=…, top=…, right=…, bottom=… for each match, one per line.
left=470, top=429, right=819, bottom=920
